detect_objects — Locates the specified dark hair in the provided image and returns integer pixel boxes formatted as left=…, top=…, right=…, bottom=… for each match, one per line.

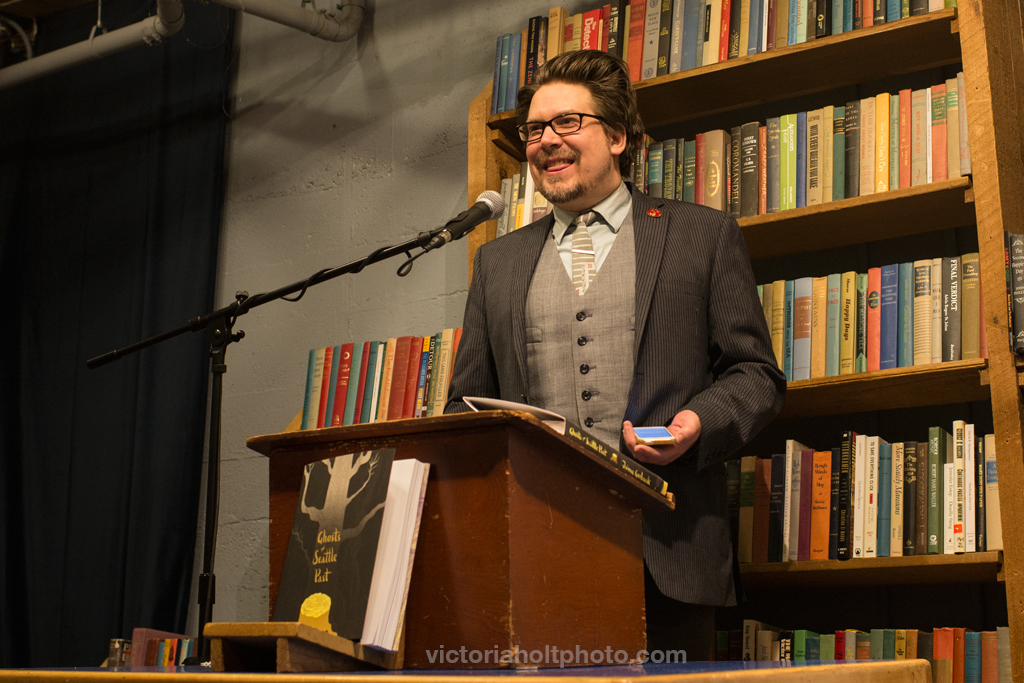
left=516, top=50, right=645, bottom=177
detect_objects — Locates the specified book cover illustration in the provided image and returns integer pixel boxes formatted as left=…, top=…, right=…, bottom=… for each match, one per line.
left=274, top=449, right=396, bottom=640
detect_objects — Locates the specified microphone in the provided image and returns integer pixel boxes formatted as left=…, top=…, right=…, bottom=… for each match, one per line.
left=423, top=191, right=505, bottom=252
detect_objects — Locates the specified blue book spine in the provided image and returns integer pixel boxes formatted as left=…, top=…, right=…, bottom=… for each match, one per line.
left=843, top=0, right=854, bottom=31
left=898, top=262, right=915, bottom=367
left=784, top=280, right=795, bottom=381
left=879, top=264, right=899, bottom=369
left=788, top=0, right=799, bottom=45
left=301, top=348, right=316, bottom=430
left=343, top=343, right=365, bottom=426
left=360, top=341, right=381, bottom=424
left=796, top=112, right=807, bottom=208
left=322, top=345, right=340, bottom=428
left=505, top=32, right=521, bottom=114
left=887, top=0, right=900, bottom=21
left=748, top=0, right=763, bottom=54
left=829, top=447, right=841, bottom=559
left=682, top=0, right=702, bottom=69
left=497, top=34, right=511, bottom=114
left=695, top=0, right=707, bottom=69
left=877, top=443, right=892, bottom=557
left=826, top=273, right=842, bottom=376
left=965, top=632, right=981, bottom=683
left=832, top=0, right=844, bottom=34
left=491, top=35, right=503, bottom=115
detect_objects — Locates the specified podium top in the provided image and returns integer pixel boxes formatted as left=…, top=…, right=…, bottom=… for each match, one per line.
left=248, top=411, right=674, bottom=511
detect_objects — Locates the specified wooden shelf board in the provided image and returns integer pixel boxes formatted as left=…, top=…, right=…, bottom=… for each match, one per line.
left=779, top=358, right=989, bottom=419
left=635, top=9, right=962, bottom=129
left=743, top=176, right=974, bottom=261
left=741, top=551, right=1003, bottom=587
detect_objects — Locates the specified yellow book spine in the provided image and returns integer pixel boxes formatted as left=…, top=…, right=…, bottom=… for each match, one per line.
left=875, top=93, right=890, bottom=193
left=771, top=279, right=786, bottom=370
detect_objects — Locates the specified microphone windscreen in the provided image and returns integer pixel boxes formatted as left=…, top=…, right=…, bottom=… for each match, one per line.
left=476, top=190, right=505, bottom=220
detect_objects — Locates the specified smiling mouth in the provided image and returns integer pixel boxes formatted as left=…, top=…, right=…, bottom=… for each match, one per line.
left=542, top=158, right=575, bottom=174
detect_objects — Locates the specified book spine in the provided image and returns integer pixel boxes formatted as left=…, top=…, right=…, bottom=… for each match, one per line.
left=903, top=442, right=917, bottom=555
left=628, top=0, right=647, bottom=79
left=976, top=435, right=986, bottom=552
left=958, top=72, right=972, bottom=175
left=891, top=444, right=903, bottom=556
left=931, top=84, right=948, bottom=182
left=695, top=133, right=706, bottom=204
left=1011, top=234, right=1024, bottom=352
left=681, top=0, right=700, bottom=69
left=301, top=349, right=316, bottom=430
left=856, top=273, right=868, bottom=372
left=879, top=264, right=899, bottom=369
left=877, top=443, right=891, bottom=557
left=810, top=451, right=831, bottom=560
left=759, top=125, right=768, bottom=214
left=730, top=128, right=741, bottom=215
left=837, top=432, right=855, bottom=560
left=962, top=253, right=982, bottom=359
left=928, top=427, right=943, bottom=554
left=668, top=0, right=684, bottom=68
left=642, top=0, right=662, bottom=78
left=807, top=109, right=822, bottom=205
left=796, top=111, right=807, bottom=208
left=912, top=261, right=932, bottom=365
left=741, top=122, right=760, bottom=217
left=767, top=118, right=781, bottom=213
left=844, top=100, right=860, bottom=198
left=897, top=262, right=914, bottom=367
left=826, top=273, right=841, bottom=376
left=739, top=456, right=756, bottom=562
left=344, top=342, right=366, bottom=425
left=859, top=97, right=875, bottom=196
left=915, top=442, right=929, bottom=554
left=505, top=32, right=521, bottom=114
left=829, top=447, right=840, bottom=559
left=839, top=272, right=856, bottom=375
left=769, top=453, right=787, bottom=561
left=794, top=278, right=812, bottom=380
left=781, top=115, right=797, bottom=210
left=832, top=106, right=845, bottom=201
left=683, top=139, right=697, bottom=202
left=811, top=276, right=828, bottom=378
left=943, top=256, right=962, bottom=361
left=866, top=267, right=881, bottom=371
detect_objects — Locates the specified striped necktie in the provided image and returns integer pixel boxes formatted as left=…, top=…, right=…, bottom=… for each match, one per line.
left=571, top=210, right=597, bottom=296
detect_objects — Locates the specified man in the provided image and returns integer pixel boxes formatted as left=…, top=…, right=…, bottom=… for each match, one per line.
left=446, top=50, right=785, bottom=658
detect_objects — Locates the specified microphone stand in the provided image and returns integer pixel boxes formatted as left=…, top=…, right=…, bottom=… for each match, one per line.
left=87, top=222, right=465, bottom=662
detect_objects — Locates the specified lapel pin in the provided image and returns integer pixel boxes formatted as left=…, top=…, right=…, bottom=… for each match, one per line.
left=647, top=208, right=662, bottom=217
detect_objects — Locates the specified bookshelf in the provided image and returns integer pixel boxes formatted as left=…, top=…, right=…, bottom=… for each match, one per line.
left=467, top=3, right=1024, bottom=678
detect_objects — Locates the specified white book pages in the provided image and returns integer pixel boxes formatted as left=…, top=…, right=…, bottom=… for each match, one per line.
left=463, top=396, right=566, bottom=435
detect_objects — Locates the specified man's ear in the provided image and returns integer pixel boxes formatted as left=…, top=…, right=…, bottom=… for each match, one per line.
left=608, top=125, right=628, bottom=156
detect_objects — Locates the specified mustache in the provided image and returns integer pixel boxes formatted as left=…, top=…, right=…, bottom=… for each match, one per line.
left=535, top=149, right=581, bottom=166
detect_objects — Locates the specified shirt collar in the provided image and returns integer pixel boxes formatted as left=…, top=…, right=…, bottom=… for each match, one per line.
left=551, top=182, right=632, bottom=245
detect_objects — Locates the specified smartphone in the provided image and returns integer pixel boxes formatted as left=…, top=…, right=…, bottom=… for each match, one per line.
left=632, top=426, right=677, bottom=446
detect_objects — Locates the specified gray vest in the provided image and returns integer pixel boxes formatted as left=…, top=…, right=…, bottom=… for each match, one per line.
left=525, top=211, right=636, bottom=446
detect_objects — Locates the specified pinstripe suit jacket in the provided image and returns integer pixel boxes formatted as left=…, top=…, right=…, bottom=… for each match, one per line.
left=445, top=185, right=786, bottom=606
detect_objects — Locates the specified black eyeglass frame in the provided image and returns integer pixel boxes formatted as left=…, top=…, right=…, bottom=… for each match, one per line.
left=517, top=113, right=609, bottom=142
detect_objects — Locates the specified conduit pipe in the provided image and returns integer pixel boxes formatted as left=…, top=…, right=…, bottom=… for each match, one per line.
left=0, top=0, right=183, bottom=89
left=0, top=0, right=363, bottom=91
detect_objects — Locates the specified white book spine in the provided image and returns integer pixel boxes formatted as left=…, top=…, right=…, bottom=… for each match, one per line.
left=788, top=449, right=802, bottom=561
left=642, top=0, right=662, bottom=79
left=669, top=0, right=685, bottom=73
left=782, top=447, right=793, bottom=561
left=706, top=0, right=722, bottom=65
left=891, top=442, right=904, bottom=557
left=930, top=258, right=943, bottom=364
left=760, top=0, right=769, bottom=51
left=966, top=423, right=976, bottom=552
left=853, top=434, right=867, bottom=558
left=864, top=436, right=879, bottom=557
left=944, top=462, right=956, bottom=554
left=953, top=420, right=966, bottom=553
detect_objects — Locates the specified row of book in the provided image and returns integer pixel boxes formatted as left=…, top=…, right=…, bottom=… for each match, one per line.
left=495, top=161, right=554, bottom=238
left=633, top=78, right=972, bottom=214
left=713, top=620, right=1012, bottom=682
left=492, top=0, right=957, bottom=115
left=758, top=255, right=985, bottom=382
left=726, top=426, right=1003, bottom=564
left=300, top=331, right=462, bottom=430
left=135, top=637, right=195, bottom=667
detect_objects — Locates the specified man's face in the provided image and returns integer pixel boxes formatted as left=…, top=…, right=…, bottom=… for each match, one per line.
left=525, top=82, right=626, bottom=212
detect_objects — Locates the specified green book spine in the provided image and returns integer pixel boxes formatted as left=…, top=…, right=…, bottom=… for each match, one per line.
left=832, top=106, right=846, bottom=201
left=683, top=139, right=697, bottom=203
left=883, top=629, right=896, bottom=659
left=675, top=139, right=685, bottom=200
left=889, top=96, right=899, bottom=189
left=663, top=139, right=677, bottom=201
left=301, top=348, right=317, bottom=430
left=342, top=343, right=364, bottom=426
left=870, top=629, right=884, bottom=659
left=781, top=114, right=798, bottom=210
left=795, top=630, right=819, bottom=660
left=898, top=262, right=915, bottom=367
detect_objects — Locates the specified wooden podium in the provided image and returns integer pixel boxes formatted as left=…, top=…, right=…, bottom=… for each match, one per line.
left=221, top=411, right=673, bottom=671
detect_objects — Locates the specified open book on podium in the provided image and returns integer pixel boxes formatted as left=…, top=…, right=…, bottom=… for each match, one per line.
left=205, top=409, right=673, bottom=672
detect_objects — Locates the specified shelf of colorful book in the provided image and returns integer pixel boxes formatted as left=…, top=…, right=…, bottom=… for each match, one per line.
left=740, top=550, right=1002, bottom=587
left=483, top=9, right=962, bottom=151
left=777, top=357, right=988, bottom=419
left=741, top=177, right=974, bottom=261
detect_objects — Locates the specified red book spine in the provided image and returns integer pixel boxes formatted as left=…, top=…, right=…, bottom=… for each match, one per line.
left=316, top=346, right=334, bottom=428
left=329, top=342, right=354, bottom=427
left=981, top=632, right=998, bottom=683
left=932, top=83, right=948, bottom=182
left=386, top=337, right=414, bottom=420
left=834, top=631, right=846, bottom=660
left=853, top=0, right=862, bottom=29
left=601, top=4, right=611, bottom=51
left=564, top=21, right=574, bottom=50
left=582, top=9, right=603, bottom=49
left=862, top=0, right=873, bottom=26
left=899, top=89, right=911, bottom=188
left=752, top=456, right=771, bottom=562
left=954, top=628, right=966, bottom=683
left=695, top=133, right=706, bottom=205
left=798, top=448, right=814, bottom=561
left=627, top=0, right=645, bottom=81
left=766, top=0, right=777, bottom=49
left=758, top=125, right=767, bottom=214
left=450, top=327, right=464, bottom=382
left=351, top=341, right=371, bottom=424
left=867, top=267, right=881, bottom=371
left=719, top=0, right=733, bottom=62
left=402, top=338, right=423, bottom=419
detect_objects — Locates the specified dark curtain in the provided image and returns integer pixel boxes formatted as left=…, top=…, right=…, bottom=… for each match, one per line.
left=0, top=0, right=234, bottom=667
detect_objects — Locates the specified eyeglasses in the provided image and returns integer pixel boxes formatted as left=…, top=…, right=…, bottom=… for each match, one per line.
left=517, top=113, right=607, bottom=142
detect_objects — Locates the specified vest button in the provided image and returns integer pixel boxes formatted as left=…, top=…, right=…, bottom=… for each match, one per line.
left=580, top=364, right=589, bottom=374
left=582, top=390, right=592, bottom=401
left=585, top=417, right=594, bottom=428
left=577, top=336, right=587, bottom=346
left=576, top=311, right=586, bottom=322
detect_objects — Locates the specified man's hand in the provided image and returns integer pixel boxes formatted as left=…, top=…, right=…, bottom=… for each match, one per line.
left=623, top=410, right=701, bottom=466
